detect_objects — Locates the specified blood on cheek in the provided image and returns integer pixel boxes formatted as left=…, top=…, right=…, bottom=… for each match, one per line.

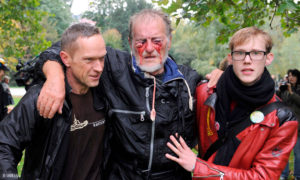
left=154, top=42, right=162, bottom=64
left=136, top=41, right=163, bottom=65
left=136, top=42, right=146, bottom=65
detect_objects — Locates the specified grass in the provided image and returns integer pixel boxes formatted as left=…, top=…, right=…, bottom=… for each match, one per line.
left=13, top=96, right=22, bottom=105
left=17, top=152, right=25, bottom=176
left=287, top=150, right=295, bottom=180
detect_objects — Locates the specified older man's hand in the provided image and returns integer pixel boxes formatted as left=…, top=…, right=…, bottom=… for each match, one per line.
left=37, top=61, right=65, bottom=119
left=206, top=68, right=223, bottom=88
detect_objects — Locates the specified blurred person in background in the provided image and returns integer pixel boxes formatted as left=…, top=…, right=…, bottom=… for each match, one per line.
left=2, top=75, right=15, bottom=106
left=277, top=69, right=300, bottom=180
left=218, top=57, right=229, bottom=71
left=0, top=58, right=9, bottom=121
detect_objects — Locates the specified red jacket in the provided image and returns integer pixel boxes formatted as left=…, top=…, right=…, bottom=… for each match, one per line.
left=193, top=83, right=298, bottom=180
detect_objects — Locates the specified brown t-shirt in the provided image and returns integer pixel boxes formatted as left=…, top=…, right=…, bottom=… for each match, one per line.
left=61, top=89, right=105, bottom=180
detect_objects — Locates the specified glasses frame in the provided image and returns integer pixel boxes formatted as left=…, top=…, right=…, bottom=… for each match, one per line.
left=231, top=51, right=267, bottom=61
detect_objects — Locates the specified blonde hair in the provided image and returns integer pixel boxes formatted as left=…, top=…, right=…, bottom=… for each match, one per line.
left=229, top=27, right=273, bottom=53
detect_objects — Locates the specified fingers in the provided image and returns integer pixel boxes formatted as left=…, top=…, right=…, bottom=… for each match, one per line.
left=169, top=135, right=184, bottom=152
left=179, top=136, right=189, bottom=149
left=170, top=134, right=188, bottom=150
left=48, top=99, right=64, bottom=118
left=205, top=73, right=211, bottom=80
left=58, top=103, right=63, bottom=114
left=46, top=100, right=58, bottom=119
left=166, top=135, right=197, bottom=172
left=37, top=75, right=65, bottom=118
left=165, top=153, right=179, bottom=163
left=207, top=69, right=223, bottom=88
left=37, top=92, right=47, bottom=117
left=38, top=96, right=55, bottom=118
left=167, top=142, right=180, bottom=155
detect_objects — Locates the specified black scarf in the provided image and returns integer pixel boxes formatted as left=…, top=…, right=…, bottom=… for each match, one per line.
left=213, top=65, right=274, bottom=165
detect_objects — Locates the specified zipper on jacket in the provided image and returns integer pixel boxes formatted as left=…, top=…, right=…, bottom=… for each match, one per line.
left=110, top=109, right=145, bottom=121
left=145, top=87, right=155, bottom=173
left=193, top=159, right=225, bottom=179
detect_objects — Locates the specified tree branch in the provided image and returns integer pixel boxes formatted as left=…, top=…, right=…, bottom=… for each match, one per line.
left=269, top=1, right=278, bottom=30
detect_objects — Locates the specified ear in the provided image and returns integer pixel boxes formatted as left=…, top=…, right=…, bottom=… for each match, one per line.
left=60, top=51, right=71, bottom=67
left=265, top=52, right=274, bottom=66
left=227, top=53, right=233, bottom=65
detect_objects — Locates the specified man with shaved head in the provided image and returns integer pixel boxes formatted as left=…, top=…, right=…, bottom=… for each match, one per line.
left=0, top=23, right=107, bottom=180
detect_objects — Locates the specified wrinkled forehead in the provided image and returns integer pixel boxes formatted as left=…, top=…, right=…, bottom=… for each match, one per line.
left=132, top=15, right=167, bottom=37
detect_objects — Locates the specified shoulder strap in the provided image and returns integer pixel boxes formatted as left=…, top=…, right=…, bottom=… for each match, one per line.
left=202, top=101, right=284, bottom=160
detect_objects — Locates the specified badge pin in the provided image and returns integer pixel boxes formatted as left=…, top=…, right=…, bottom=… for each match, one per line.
left=250, top=111, right=264, bottom=123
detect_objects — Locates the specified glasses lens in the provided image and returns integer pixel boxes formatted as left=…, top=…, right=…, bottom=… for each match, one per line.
left=232, top=52, right=245, bottom=61
left=250, top=51, right=265, bottom=60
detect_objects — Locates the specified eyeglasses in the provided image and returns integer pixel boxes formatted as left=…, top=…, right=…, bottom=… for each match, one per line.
left=231, top=51, right=267, bottom=61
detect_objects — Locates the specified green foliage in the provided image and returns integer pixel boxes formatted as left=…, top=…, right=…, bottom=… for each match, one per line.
left=268, top=29, right=300, bottom=77
left=169, top=16, right=300, bottom=77
left=103, top=28, right=123, bottom=49
left=0, top=0, right=51, bottom=59
left=153, top=0, right=300, bottom=44
left=39, top=0, right=73, bottom=37
left=40, top=15, right=59, bottom=42
left=170, top=21, right=228, bottom=76
left=83, top=0, right=152, bottom=51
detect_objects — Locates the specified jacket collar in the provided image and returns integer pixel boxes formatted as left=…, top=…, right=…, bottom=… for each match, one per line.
left=131, top=55, right=184, bottom=83
left=204, top=92, right=217, bottom=110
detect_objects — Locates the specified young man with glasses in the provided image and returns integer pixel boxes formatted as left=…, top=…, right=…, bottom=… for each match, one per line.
left=165, top=27, right=298, bottom=179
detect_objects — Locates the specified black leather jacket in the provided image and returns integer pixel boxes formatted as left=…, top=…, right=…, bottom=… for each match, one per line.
left=101, top=48, right=202, bottom=179
left=35, top=44, right=202, bottom=179
left=0, top=83, right=105, bottom=180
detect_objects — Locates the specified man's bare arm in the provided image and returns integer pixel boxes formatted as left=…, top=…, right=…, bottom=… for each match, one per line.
left=37, top=61, right=65, bottom=118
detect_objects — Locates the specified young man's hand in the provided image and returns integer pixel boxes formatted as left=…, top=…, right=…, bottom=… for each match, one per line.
left=165, top=134, right=197, bottom=172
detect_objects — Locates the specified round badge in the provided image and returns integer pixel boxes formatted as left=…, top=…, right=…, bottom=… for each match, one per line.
left=250, top=111, right=264, bottom=123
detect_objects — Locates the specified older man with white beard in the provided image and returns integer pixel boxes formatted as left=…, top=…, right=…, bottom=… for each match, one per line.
left=34, top=9, right=222, bottom=179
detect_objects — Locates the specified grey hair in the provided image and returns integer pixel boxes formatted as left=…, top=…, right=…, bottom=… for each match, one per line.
left=128, top=9, right=173, bottom=40
left=61, top=23, right=101, bottom=54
